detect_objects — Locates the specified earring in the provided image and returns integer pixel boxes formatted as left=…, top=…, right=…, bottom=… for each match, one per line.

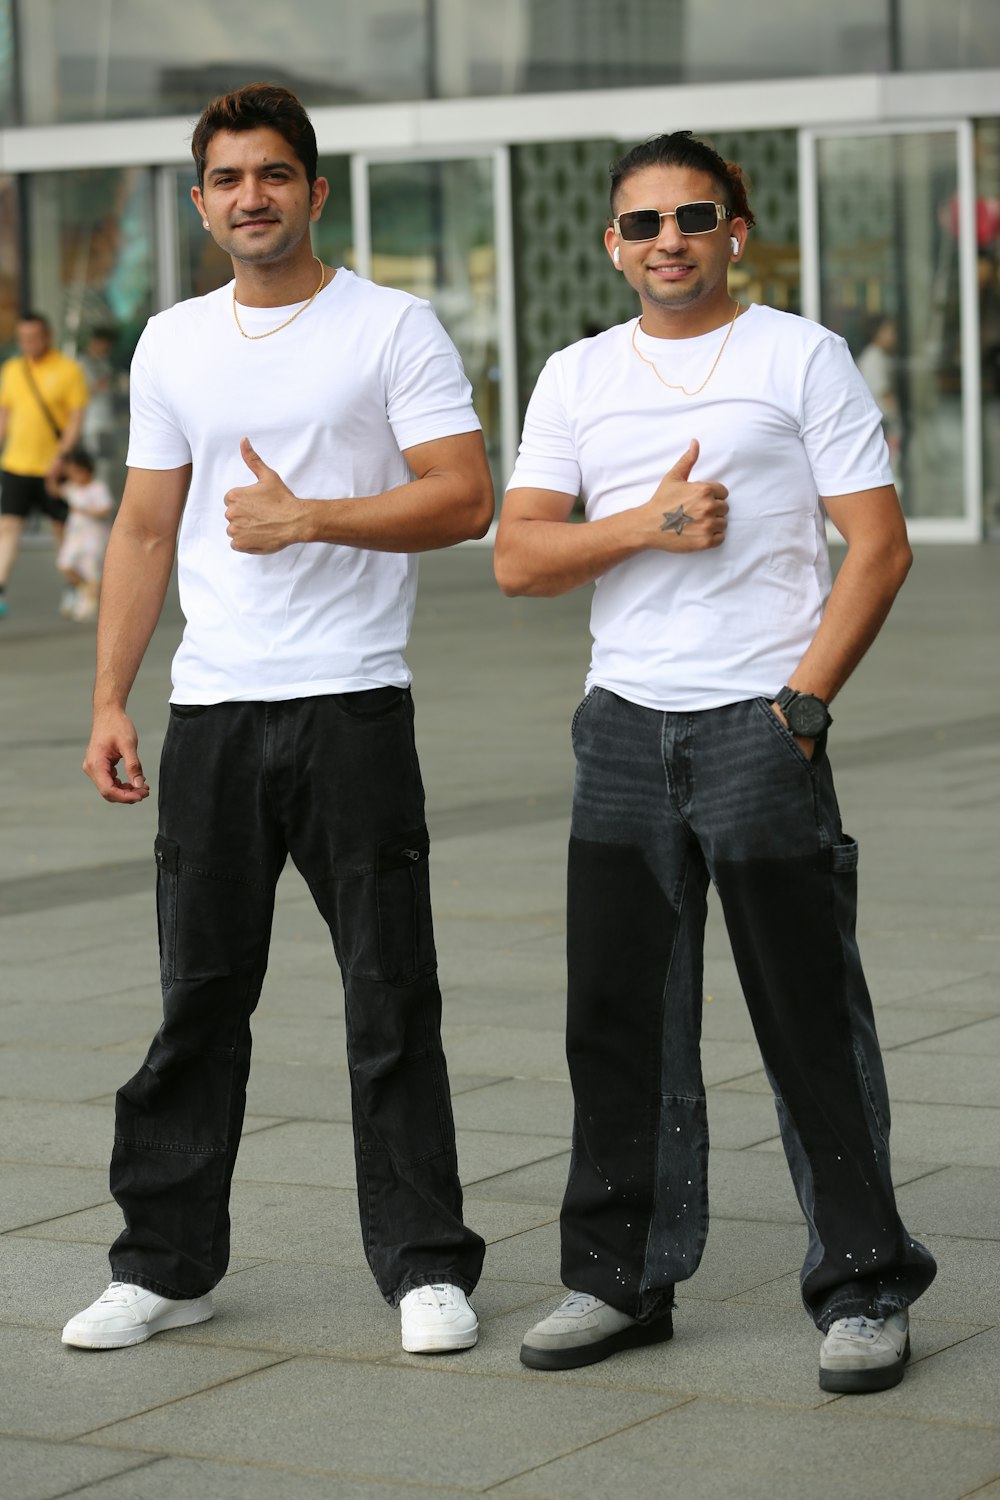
left=203, top=220, right=210, bottom=230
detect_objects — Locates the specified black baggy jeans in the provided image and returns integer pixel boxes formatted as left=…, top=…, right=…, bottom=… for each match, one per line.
left=108, top=689, right=485, bottom=1305
left=561, top=688, right=936, bottom=1332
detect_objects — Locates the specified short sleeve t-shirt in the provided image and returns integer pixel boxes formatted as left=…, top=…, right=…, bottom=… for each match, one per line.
left=506, top=305, right=894, bottom=711
left=0, top=352, right=89, bottom=476
left=126, top=269, right=481, bottom=703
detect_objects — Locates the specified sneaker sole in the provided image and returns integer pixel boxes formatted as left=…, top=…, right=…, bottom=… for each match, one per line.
left=61, top=1299, right=214, bottom=1350
left=402, top=1325, right=479, bottom=1355
left=520, top=1314, right=673, bottom=1371
left=819, top=1334, right=910, bottom=1393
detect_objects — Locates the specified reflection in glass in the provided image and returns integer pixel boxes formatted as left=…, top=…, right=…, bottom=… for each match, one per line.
left=368, top=157, right=501, bottom=489
left=19, top=0, right=428, bottom=124
left=974, top=118, right=1000, bottom=536
left=0, top=0, right=17, bottom=124
left=14, top=0, right=1000, bottom=125
left=0, top=177, right=20, bottom=351
left=22, top=167, right=154, bottom=487
left=817, top=132, right=966, bottom=520
left=900, top=0, right=1000, bottom=71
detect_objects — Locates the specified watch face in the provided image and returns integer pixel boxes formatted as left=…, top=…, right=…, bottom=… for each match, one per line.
left=787, top=695, right=830, bottom=737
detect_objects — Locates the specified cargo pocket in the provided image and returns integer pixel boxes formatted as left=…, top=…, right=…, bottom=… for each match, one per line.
left=376, top=826, right=437, bottom=985
left=153, top=834, right=179, bottom=988
left=830, top=835, right=859, bottom=874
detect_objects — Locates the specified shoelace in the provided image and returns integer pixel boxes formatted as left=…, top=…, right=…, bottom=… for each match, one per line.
left=98, top=1282, right=141, bottom=1305
left=560, top=1291, right=603, bottom=1314
left=832, top=1315, right=882, bottom=1340
left=411, top=1283, right=456, bottom=1309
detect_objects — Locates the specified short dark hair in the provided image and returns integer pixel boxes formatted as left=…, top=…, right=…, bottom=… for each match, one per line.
left=609, top=131, right=756, bottom=230
left=18, top=310, right=51, bottom=330
left=191, top=82, right=318, bottom=190
left=63, top=445, right=95, bottom=473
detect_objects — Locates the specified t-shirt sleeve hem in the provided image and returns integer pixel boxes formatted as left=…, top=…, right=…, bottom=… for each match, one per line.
left=390, top=412, right=482, bottom=452
left=125, top=446, right=193, bottom=470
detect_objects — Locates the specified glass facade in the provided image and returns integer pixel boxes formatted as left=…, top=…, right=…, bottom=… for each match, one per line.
left=367, top=156, right=503, bottom=488
left=10, top=0, right=1000, bottom=126
left=975, top=118, right=1000, bottom=535
left=0, top=176, right=20, bottom=346
left=1, top=1, right=996, bottom=537
left=2, top=168, right=155, bottom=484
left=0, top=0, right=16, bottom=124
left=816, top=130, right=967, bottom=520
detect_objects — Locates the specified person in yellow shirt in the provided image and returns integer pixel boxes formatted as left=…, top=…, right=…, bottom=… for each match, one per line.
left=0, top=311, right=89, bottom=617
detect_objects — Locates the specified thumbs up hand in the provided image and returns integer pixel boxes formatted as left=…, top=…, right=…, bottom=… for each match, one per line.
left=641, top=439, right=729, bottom=553
left=224, top=437, right=305, bottom=553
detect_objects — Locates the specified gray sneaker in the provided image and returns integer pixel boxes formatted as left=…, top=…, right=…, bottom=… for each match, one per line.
left=819, top=1309, right=910, bottom=1392
left=520, top=1290, right=673, bottom=1371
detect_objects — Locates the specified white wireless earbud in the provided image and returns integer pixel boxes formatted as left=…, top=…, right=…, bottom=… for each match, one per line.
left=203, top=219, right=210, bottom=230
left=730, top=237, right=739, bottom=255
left=613, top=246, right=621, bottom=266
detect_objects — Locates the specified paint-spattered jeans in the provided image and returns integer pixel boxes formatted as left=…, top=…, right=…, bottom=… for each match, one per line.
left=561, top=688, right=936, bottom=1332
left=109, top=689, right=485, bottom=1305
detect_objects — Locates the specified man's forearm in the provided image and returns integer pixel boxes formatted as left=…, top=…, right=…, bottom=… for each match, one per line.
left=495, top=510, right=650, bottom=597
left=225, top=433, right=493, bottom=556
left=297, top=472, right=492, bottom=553
left=93, top=519, right=176, bottom=710
left=786, top=535, right=912, bottom=704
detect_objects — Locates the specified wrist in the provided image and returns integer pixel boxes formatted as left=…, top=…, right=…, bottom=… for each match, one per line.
left=773, top=686, right=832, bottom=738
left=298, top=499, right=329, bottom=545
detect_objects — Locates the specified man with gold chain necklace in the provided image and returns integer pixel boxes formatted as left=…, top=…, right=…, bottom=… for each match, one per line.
left=62, top=84, right=491, bottom=1356
left=495, top=131, right=935, bottom=1391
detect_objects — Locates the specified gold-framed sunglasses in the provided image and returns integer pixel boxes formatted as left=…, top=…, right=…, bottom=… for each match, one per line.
left=613, top=201, right=732, bottom=241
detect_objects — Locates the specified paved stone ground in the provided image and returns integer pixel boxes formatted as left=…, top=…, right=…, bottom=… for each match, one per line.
left=1, top=538, right=998, bottom=1500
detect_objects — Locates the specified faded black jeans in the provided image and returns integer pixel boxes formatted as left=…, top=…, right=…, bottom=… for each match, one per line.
left=109, top=689, right=485, bottom=1305
left=561, top=688, right=936, bottom=1332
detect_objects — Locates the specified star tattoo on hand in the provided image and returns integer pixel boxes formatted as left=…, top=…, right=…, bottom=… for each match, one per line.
left=660, top=505, right=694, bottom=535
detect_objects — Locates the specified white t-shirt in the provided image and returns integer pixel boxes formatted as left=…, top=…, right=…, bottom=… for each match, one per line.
left=127, top=269, right=480, bottom=703
left=506, top=304, right=894, bottom=711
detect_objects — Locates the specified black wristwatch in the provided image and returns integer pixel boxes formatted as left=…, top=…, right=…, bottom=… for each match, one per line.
left=773, top=686, right=832, bottom=738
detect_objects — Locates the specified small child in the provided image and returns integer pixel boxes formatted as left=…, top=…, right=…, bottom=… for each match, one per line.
left=49, top=446, right=113, bottom=621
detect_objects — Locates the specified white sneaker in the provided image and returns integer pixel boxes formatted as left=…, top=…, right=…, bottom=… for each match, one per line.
left=400, top=1282, right=478, bottom=1353
left=819, top=1309, right=910, bottom=1392
left=61, top=1281, right=214, bottom=1350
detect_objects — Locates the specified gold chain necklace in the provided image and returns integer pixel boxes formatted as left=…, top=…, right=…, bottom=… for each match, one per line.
left=232, top=257, right=326, bottom=340
left=630, top=300, right=742, bottom=397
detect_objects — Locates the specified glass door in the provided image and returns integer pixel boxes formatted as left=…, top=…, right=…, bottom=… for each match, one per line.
left=801, top=123, right=981, bottom=540
left=351, top=147, right=515, bottom=508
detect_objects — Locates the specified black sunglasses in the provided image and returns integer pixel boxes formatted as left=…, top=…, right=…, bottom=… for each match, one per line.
left=613, top=201, right=732, bottom=241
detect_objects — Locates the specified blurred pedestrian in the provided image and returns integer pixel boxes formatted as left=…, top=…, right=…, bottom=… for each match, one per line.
left=0, top=312, right=89, bottom=618
left=79, top=327, right=119, bottom=483
left=47, top=444, right=113, bottom=621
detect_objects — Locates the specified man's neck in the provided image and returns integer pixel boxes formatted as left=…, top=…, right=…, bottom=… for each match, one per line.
left=637, top=295, right=741, bottom=341
left=232, top=253, right=328, bottom=308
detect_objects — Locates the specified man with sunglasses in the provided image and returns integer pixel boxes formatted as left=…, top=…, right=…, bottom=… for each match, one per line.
left=494, top=131, right=935, bottom=1392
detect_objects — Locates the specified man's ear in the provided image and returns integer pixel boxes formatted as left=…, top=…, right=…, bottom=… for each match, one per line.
left=309, top=176, right=330, bottom=222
